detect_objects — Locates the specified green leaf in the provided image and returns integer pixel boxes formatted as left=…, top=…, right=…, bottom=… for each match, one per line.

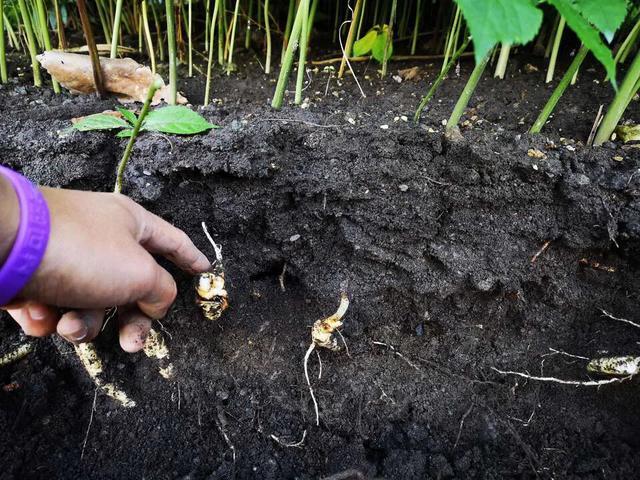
left=116, top=129, right=134, bottom=138
left=547, top=0, right=618, bottom=85
left=574, top=0, right=628, bottom=42
left=72, top=114, right=130, bottom=132
left=117, top=107, right=138, bottom=126
left=455, top=0, right=543, bottom=63
left=142, top=106, right=218, bottom=135
left=353, top=29, right=378, bottom=56
left=371, top=27, right=393, bottom=63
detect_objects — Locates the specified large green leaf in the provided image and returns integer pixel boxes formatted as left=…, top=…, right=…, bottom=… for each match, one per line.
left=454, top=0, right=543, bottom=63
left=72, top=114, right=130, bottom=131
left=142, top=106, right=218, bottom=135
left=574, top=0, right=628, bottom=42
left=547, top=0, right=619, bottom=85
left=353, top=28, right=378, bottom=56
left=371, top=26, right=393, bottom=63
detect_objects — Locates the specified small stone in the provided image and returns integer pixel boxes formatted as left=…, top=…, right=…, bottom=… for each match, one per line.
left=392, top=75, right=402, bottom=83
left=289, top=234, right=301, bottom=242
left=380, top=124, right=389, bottom=130
left=527, top=148, right=546, bottom=159
left=400, top=115, right=408, bottom=122
left=613, top=155, right=624, bottom=162
left=347, top=117, right=356, bottom=125
left=399, top=184, right=409, bottom=192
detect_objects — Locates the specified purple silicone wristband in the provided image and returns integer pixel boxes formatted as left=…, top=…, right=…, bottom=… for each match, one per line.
left=0, top=166, right=50, bottom=306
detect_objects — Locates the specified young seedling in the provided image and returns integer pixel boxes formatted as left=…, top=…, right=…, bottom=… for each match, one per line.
left=304, top=291, right=349, bottom=426
left=196, top=222, right=229, bottom=322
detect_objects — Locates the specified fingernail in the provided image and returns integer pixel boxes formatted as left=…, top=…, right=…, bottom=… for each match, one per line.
left=27, top=304, right=49, bottom=321
left=64, top=323, right=88, bottom=342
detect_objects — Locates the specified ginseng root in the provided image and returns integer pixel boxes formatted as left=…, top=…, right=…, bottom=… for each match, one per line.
left=196, top=222, right=229, bottom=321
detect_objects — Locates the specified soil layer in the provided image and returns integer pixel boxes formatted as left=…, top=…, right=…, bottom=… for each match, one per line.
left=2, top=54, right=640, bottom=479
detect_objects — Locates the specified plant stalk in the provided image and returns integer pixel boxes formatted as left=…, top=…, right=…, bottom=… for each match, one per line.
left=188, top=0, right=193, bottom=76
left=142, top=0, right=156, bottom=73
left=271, top=0, right=305, bottom=109
left=493, top=43, right=511, bottom=79
left=546, top=16, right=565, bottom=83
left=204, top=0, right=221, bottom=105
left=447, top=50, right=491, bottom=133
left=295, top=0, right=310, bottom=105
left=0, top=0, right=6, bottom=83
left=410, top=0, right=422, bottom=55
left=35, top=0, right=60, bottom=92
left=52, top=0, right=66, bottom=49
left=381, top=0, right=397, bottom=77
left=77, top=0, right=106, bottom=97
left=165, top=0, right=177, bottom=104
left=338, top=0, right=363, bottom=78
left=110, top=0, right=123, bottom=58
left=226, top=0, right=241, bottom=74
left=264, top=0, right=271, bottom=74
left=17, top=0, right=41, bottom=86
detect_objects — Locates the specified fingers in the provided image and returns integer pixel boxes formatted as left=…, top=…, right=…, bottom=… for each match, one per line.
left=134, top=256, right=178, bottom=319
left=118, top=309, right=152, bottom=353
left=57, top=309, right=105, bottom=344
left=4, top=302, right=59, bottom=337
left=128, top=200, right=210, bottom=274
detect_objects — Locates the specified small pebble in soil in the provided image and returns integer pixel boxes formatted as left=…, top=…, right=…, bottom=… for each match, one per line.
left=399, top=184, right=409, bottom=192
left=289, top=234, right=301, bottom=242
left=613, top=156, right=624, bottom=162
left=380, top=124, right=389, bottom=129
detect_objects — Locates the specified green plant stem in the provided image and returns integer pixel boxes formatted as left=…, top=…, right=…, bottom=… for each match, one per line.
left=441, top=5, right=460, bottom=73
left=545, top=13, right=560, bottom=58
left=414, top=36, right=470, bottom=123
left=188, top=0, right=193, bottom=76
left=338, top=0, right=363, bottom=78
left=77, top=0, right=106, bottom=97
left=333, top=0, right=340, bottom=44
left=204, top=0, right=220, bottom=105
left=226, top=0, right=240, bottom=74
left=410, top=0, right=422, bottom=55
left=35, top=0, right=60, bottom=92
left=110, top=0, right=123, bottom=57
left=165, top=0, right=177, bottom=104
left=306, top=0, right=319, bottom=46
left=264, top=0, right=271, bottom=74
left=493, top=43, right=511, bottom=79
left=0, top=0, right=6, bottom=83
left=546, top=16, right=565, bottom=83
left=531, top=44, right=588, bottom=134
left=17, top=0, right=41, bottom=87
left=3, top=12, right=20, bottom=52
left=115, top=79, right=162, bottom=194
left=244, top=0, right=253, bottom=49
left=295, top=0, right=310, bottom=105
left=381, top=0, right=397, bottom=77
left=282, top=0, right=295, bottom=62
left=52, top=0, right=66, bottom=49
left=594, top=48, right=640, bottom=146
left=271, top=0, right=305, bottom=109
left=205, top=0, right=210, bottom=52
left=355, top=0, right=366, bottom=41
left=372, top=0, right=379, bottom=25
left=618, top=16, right=640, bottom=65
left=142, top=0, right=156, bottom=73
left=150, top=1, right=164, bottom=61
left=217, top=0, right=224, bottom=65
left=447, top=50, right=491, bottom=133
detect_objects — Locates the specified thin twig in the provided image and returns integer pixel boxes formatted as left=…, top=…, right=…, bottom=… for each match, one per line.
left=601, top=309, right=640, bottom=329
left=81, top=388, right=99, bottom=461
left=270, top=429, right=307, bottom=448
left=493, top=367, right=634, bottom=386
left=279, top=263, right=287, bottom=292
left=587, top=104, right=604, bottom=146
left=545, top=347, right=589, bottom=361
left=454, top=402, right=474, bottom=449
left=372, top=341, right=421, bottom=372
left=530, top=240, right=551, bottom=264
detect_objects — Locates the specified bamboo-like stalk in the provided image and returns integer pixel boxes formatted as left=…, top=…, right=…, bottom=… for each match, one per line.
left=150, top=1, right=164, bottom=61
left=271, top=0, right=305, bottom=109
left=264, top=0, right=271, bottom=74
left=4, top=12, right=21, bottom=52
left=52, top=0, right=66, bottom=49
left=244, top=0, right=253, bottom=49
left=546, top=16, right=565, bottom=83
left=188, top=0, right=193, bottom=76
left=398, top=0, right=409, bottom=38
left=414, top=36, right=471, bottom=123
left=531, top=45, right=588, bottom=134
left=205, top=0, right=210, bottom=52
left=380, top=0, right=397, bottom=77
left=110, top=0, right=124, bottom=57
left=218, top=0, right=225, bottom=65
left=35, top=0, right=60, bottom=92
left=493, top=43, right=511, bottom=79
left=282, top=0, right=295, bottom=62
left=0, top=0, right=6, bottom=83
left=306, top=0, right=319, bottom=46
left=295, top=0, right=310, bottom=105
left=594, top=48, right=640, bottom=145
left=204, top=0, right=221, bottom=105
left=333, top=0, right=340, bottom=44
left=355, top=0, right=366, bottom=41
left=142, top=0, right=156, bottom=73
left=17, top=0, right=41, bottom=86
left=115, top=79, right=163, bottom=194
left=441, top=4, right=460, bottom=73
left=77, top=0, right=106, bottom=97
left=410, top=0, right=422, bottom=55
left=338, top=0, right=363, bottom=78
left=226, top=0, right=240, bottom=74
left=165, top=0, right=177, bottom=104
left=447, top=50, right=491, bottom=133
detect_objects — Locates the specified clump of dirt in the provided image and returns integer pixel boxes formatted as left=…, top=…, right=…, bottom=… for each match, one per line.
left=2, top=54, right=640, bottom=479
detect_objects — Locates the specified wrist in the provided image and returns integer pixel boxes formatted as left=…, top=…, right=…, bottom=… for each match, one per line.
left=0, top=172, right=20, bottom=264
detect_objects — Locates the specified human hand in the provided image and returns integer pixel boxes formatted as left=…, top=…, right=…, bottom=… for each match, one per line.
left=1, top=186, right=210, bottom=351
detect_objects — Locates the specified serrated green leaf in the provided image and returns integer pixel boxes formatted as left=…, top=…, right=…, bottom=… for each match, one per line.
left=117, top=129, right=134, bottom=138
left=117, top=107, right=138, bottom=125
left=353, top=29, right=378, bottom=56
left=547, top=0, right=618, bottom=86
left=371, top=28, right=393, bottom=63
left=142, top=106, right=217, bottom=135
left=574, top=0, right=628, bottom=42
left=455, top=0, right=543, bottom=64
left=72, top=114, right=130, bottom=131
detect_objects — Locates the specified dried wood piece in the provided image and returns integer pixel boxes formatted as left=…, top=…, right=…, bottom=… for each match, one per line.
left=37, top=51, right=186, bottom=105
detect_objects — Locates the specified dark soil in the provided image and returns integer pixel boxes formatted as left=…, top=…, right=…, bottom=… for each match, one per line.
left=2, top=52, right=640, bottom=479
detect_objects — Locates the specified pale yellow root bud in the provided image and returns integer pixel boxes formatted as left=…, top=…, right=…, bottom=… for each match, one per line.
left=143, top=328, right=175, bottom=379
left=0, top=342, right=34, bottom=368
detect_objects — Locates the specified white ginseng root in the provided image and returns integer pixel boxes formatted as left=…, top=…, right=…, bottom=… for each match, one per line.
left=196, top=222, right=229, bottom=321
left=304, top=291, right=350, bottom=426
left=143, top=328, right=175, bottom=379
left=0, top=342, right=34, bottom=368
left=75, top=342, right=136, bottom=408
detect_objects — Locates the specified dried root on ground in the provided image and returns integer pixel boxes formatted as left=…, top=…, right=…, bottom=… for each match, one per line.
left=304, top=291, right=350, bottom=426
left=196, top=222, right=229, bottom=321
left=0, top=342, right=34, bottom=368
